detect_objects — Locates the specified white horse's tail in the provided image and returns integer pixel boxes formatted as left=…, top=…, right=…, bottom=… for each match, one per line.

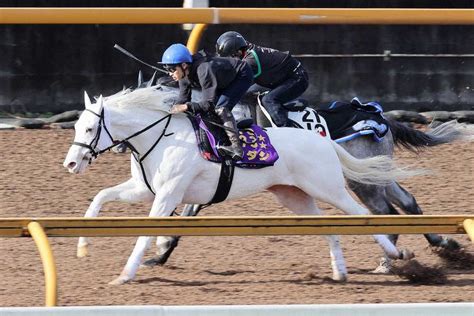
left=331, top=141, right=425, bottom=186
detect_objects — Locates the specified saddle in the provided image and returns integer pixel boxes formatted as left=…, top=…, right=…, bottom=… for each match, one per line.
left=257, top=93, right=330, bottom=138
left=256, top=91, right=388, bottom=143
left=188, top=112, right=279, bottom=205
left=188, top=112, right=279, bottom=169
left=317, top=97, right=388, bottom=142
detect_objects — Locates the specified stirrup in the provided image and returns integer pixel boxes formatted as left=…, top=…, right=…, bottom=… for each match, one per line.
left=217, top=145, right=243, bottom=161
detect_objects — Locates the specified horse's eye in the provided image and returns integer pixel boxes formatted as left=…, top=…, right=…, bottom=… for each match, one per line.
left=85, top=128, right=93, bottom=133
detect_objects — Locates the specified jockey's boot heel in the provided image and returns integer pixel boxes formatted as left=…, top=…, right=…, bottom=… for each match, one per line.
left=215, top=107, right=243, bottom=161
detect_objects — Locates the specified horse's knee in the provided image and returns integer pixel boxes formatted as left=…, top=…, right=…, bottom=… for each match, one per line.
left=392, top=192, right=421, bottom=215
left=386, top=183, right=423, bottom=215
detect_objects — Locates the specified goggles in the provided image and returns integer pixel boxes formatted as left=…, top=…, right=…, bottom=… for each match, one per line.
left=164, top=64, right=179, bottom=72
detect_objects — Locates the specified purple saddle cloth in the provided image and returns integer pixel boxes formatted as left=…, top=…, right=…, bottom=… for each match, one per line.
left=189, top=115, right=279, bottom=169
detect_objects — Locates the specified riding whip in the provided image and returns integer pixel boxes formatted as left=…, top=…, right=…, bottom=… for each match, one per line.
left=114, top=44, right=168, bottom=74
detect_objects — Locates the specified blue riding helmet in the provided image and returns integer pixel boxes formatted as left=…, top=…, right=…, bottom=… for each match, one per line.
left=160, top=43, right=192, bottom=65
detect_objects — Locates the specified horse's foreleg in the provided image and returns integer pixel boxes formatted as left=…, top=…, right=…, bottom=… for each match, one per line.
left=268, top=185, right=348, bottom=282
left=110, top=182, right=186, bottom=285
left=78, top=178, right=154, bottom=258
left=143, top=204, right=203, bottom=267
left=386, top=182, right=460, bottom=250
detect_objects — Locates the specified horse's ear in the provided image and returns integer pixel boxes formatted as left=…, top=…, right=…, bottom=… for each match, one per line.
left=84, top=91, right=92, bottom=109
left=137, top=70, right=143, bottom=88
left=146, top=71, right=157, bottom=88
left=97, top=95, right=104, bottom=111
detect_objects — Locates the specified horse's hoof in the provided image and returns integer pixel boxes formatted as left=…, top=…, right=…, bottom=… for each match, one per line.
left=108, top=276, right=130, bottom=285
left=77, top=246, right=88, bottom=258
left=332, top=274, right=347, bottom=283
left=141, top=257, right=165, bottom=268
left=371, top=265, right=391, bottom=274
left=442, top=238, right=461, bottom=251
left=370, top=258, right=392, bottom=274
left=400, top=249, right=415, bottom=260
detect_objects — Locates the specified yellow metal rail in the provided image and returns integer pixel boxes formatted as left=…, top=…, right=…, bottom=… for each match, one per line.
left=1, top=215, right=473, bottom=306
left=1, top=8, right=473, bottom=25
left=1, top=215, right=473, bottom=237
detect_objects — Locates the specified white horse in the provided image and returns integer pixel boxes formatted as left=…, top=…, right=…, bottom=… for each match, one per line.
left=63, top=85, right=418, bottom=285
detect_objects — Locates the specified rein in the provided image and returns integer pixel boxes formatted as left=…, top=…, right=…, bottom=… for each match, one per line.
left=73, top=108, right=174, bottom=194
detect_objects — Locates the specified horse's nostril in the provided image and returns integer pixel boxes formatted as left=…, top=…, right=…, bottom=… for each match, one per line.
left=68, top=162, right=76, bottom=169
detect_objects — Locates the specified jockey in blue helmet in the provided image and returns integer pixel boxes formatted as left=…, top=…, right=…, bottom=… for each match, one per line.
left=161, top=43, right=193, bottom=65
left=160, top=43, right=254, bottom=161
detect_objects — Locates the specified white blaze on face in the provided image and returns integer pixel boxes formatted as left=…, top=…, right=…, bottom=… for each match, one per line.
left=63, top=92, right=103, bottom=174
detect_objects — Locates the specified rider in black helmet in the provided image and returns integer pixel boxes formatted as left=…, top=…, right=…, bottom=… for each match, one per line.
left=216, top=31, right=309, bottom=127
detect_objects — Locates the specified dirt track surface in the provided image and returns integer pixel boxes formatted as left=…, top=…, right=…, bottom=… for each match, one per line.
left=0, top=128, right=473, bottom=307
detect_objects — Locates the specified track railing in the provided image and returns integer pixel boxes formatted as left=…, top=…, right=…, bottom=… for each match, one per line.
left=1, top=215, right=473, bottom=306
left=1, top=8, right=473, bottom=24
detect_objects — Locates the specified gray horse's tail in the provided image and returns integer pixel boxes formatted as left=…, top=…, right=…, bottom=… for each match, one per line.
left=331, top=141, right=425, bottom=186
left=387, top=118, right=471, bottom=153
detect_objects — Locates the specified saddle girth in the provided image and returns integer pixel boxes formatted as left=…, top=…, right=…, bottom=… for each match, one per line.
left=209, top=156, right=235, bottom=204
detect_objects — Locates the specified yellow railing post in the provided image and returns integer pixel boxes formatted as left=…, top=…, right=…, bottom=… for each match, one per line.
left=463, top=219, right=474, bottom=243
left=186, top=23, right=207, bottom=54
left=27, top=222, right=57, bottom=307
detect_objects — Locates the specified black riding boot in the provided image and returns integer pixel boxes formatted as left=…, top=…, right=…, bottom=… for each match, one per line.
left=215, top=107, right=243, bottom=161
left=263, top=104, right=290, bottom=127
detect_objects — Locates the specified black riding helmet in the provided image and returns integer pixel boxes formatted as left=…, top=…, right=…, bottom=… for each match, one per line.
left=216, top=31, right=248, bottom=57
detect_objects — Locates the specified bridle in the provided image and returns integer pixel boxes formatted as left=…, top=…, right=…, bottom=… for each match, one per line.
left=72, top=107, right=174, bottom=194
left=72, top=108, right=115, bottom=161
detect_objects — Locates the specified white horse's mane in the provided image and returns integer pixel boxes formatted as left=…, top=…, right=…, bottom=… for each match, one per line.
left=104, top=85, right=177, bottom=113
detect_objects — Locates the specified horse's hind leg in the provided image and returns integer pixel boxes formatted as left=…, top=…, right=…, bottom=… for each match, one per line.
left=386, top=182, right=461, bottom=250
left=268, top=185, right=348, bottom=282
left=347, top=180, right=402, bottom=273
left=77, top=178, right=154, bottom=257
left=299, top=176, right=414, bottom=262
left=348, top=180, right=400, bottom=245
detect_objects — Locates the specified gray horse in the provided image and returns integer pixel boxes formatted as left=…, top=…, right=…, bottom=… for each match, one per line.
left=142, top=86, right=469, bottom=273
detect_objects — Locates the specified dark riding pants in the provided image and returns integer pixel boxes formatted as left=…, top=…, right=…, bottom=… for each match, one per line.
left=261, top=67, right=309, bottom=127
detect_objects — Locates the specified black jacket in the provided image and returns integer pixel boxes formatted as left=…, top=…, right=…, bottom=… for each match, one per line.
left=243, top=43, right=301, bottom=88
left=177, top=51, right=248, bottom=113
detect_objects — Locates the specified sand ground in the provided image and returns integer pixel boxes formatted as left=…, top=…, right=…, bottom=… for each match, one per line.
left=0, top=128, right=473, bottom=306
